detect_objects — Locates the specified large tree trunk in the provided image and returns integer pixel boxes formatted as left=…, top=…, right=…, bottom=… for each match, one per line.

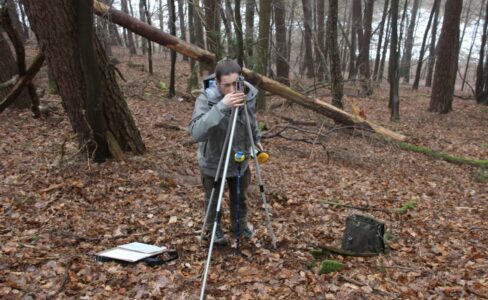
left=389, top=0, right=400, bottom=121
left=429, top=0, right=463, bottom=113
left=23, top=0, right=145, bottom=161
left=425, top=1, right=440, bottom=87
left=93, top=0, right=406, bottom=142
left=273, top=0, right=289, bottom=85
left=256, top=0, right=271, bottom=110
left=301, top=0, right=315, bottom=78
left=327, top=0, right=343, bottom=109
left=412, top=0, right=440, bottom=90
left=400, top=0, right=420, bottom=83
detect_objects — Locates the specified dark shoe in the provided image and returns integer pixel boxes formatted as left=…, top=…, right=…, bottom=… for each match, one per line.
left=211, top=226, right=228, bottom=246
left=233, top=223, right=254, bottom=239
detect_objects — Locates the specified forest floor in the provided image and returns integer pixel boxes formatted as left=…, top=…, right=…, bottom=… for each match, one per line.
left=1, top=45, right=487, bottom=299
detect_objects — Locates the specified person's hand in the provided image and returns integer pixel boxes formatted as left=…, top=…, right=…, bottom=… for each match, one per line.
left=222, top=92, right=245, bottom=108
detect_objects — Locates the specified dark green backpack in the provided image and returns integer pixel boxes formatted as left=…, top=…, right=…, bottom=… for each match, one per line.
left=341, top=214, right=385, bottom=254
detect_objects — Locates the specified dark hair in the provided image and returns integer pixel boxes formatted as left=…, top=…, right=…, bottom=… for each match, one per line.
left=215, top=59, right=241, bottom=81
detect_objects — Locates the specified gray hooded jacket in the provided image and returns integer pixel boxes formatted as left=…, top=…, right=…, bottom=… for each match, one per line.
left=188, top=81, right=260, bottom=178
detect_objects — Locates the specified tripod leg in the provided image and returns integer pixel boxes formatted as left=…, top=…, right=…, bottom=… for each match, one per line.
left=199, top=109, right=236, bottom=242
left=200, top=107, right=240, bottom=300
left=243, top=104, right=277, bottom=249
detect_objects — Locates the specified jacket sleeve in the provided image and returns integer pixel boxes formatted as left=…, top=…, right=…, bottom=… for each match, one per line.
left=188, top=92, right=230, bottom=142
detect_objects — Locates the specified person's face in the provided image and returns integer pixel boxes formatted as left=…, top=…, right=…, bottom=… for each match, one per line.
left=217, top=73, right=240, bottom=95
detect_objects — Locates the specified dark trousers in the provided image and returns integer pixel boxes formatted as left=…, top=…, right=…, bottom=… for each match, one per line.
left=201, top=168, right=251, bottom=231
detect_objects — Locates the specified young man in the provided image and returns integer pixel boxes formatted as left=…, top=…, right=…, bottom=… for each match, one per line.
left=188, top=59, right=262, bottom=246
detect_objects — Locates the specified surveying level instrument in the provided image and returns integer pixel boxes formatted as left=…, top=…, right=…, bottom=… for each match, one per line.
left=199, top=96, right=276, bottom=300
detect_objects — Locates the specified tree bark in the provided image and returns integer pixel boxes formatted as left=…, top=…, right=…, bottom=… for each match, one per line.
left=400, top=0, right=420, bottom=83
left=234, top=0, right=244, bottom=67
left=16, top=0, right=29, bottom=40
left=168, top=0, right=176, bottom=96
left=23, top=0, right=145, bottom=161
left=244, top=0, right=254, bottom=63
left=139, top=0, right=148, bottom=54
left=476, top=0, right=488, bottom=104
left=256, top=0, right=271, bottom=110
left=187, top=0, right=199, bottom=92
left=177, top=0, right=188, bottom=61
left=412, top=0, right=440, bottom=90
left=301, top=0, right=315, bottom=78
left=358, top=0, right=374, bottom=95
left=274, top=0, right=289, bottom=85
left=143, top=0, right=153, bottom=74
left=327, top=0, right=343, bottom=109
left=204, top=0, right=221, bottom=67
left=389, top=0, right=400, bottom=121
left=429, top=0, right=463, bottom=113
left=315, top=0, right=326, bottom=80
left=425, top=0, right=440, bottom=87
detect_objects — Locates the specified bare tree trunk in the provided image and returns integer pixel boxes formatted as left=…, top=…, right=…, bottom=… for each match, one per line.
left=425, top=0, right=440, bottom=87
left=23, top=0, right=145, bottom=161
left=235, top=0, right=244, bottom=67
left=327, top=0, right=343, bottom=109
left=139, top=0, right=147, bottom=54
left=256, top=0, right=271, bottom=110
left=221, top=0, right=233, bottom=57
left=400, top=0, right=420, bottom=83
left=274, top=0, right=289, bottom=85
left=301, top=0, right=315, bottom=78
left=373, top=0, right=390, bottom=81
left=287, top=0, right=296, bottom=63
left=245, top=0, right=254, bottom=63
left=379, top=11, right=392, bottom=82
left=192, top=0, right=206, bottom=72
left=315, top=0, right=326, bottom=80
left=390, top=0, right=400, bottom=121
left=187, top=0, right=199, bottom=92
left=412, top=0, right=440, bottom=90
left=341, top=0, right=351, bottom=72
left=358, top=0, right=374, bottom=95
left=462, top=0, right=484, bottom=91
left=177, top=0, right=188, bottom=61
left=142, top=0, right=153, bottom=74
left=349, top=0, right=362, bottom=79
left=429, top=0, right=463, bottom=113
left=121, top=0, right=137, bottom=54
left=204, top=0, right=221, bottom=66
left=169, top=0, right=176, bottom=96
left=5, top=0, right=24, bottom=42
left=476, top=0, right=488, bottom=104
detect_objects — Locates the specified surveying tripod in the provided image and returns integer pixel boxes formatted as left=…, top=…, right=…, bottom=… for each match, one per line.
left=199, top=80, right=277, bottom=299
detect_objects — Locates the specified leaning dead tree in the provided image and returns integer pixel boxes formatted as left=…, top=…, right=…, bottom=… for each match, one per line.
left=92, top=0, right=406, bottom=142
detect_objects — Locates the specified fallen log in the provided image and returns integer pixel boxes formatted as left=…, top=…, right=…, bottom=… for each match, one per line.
left=0, top=52, right=45, bottom=114
left=93, top=0, right=406, bottom=142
